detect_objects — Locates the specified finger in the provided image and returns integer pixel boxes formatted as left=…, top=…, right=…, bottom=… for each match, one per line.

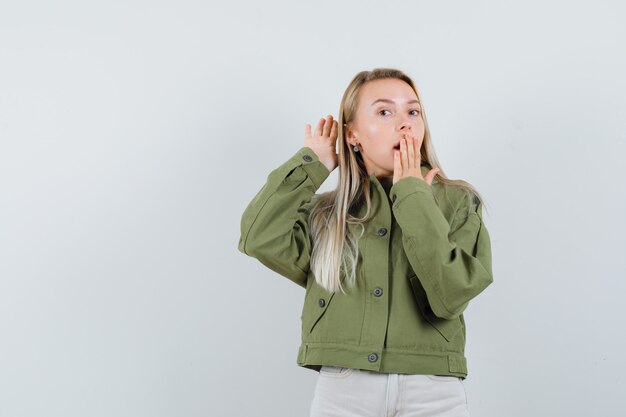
left=414, top=135, right=422, bottom=164
left=407, top=134, right=415, bottom=170
left=393, top=149, right=401, bottom=184
left=322, top=115, right=333, bottom=137
left=400, top=137, right=408, bottom=172
left=329, top=120, right=338, bottom=141
left=424, top=168, right=440, bottom=185
left=314, top=118, right=324, bottom=138
left=305, top=124, right=312, bottom=140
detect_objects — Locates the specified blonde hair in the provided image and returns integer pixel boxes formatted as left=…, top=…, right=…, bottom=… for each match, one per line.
left=309, top=68, right=487, bottom=294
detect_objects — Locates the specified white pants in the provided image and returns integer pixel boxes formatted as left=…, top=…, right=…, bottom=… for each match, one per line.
left=310, top=366, right=470, bottom=417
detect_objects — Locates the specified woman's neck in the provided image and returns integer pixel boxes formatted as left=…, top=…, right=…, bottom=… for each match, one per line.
left=376, top=175, right=394, bottom=194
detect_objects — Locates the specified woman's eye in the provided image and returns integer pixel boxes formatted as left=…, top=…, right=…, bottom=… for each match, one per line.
left=410, top=109, right=421, bottom=116
left=378, top=109, right=391, bottom=116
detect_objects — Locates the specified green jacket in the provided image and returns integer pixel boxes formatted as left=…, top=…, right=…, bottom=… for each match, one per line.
left=238, top=146, right=493, bottom=379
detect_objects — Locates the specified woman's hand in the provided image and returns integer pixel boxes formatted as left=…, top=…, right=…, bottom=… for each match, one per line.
left=393, top=133, right=440, bottom=185
left=304, top=115, right=338, bottom=173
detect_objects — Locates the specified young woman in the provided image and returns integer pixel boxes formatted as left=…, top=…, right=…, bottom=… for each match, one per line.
left=238, top=68, right=493, bottom=417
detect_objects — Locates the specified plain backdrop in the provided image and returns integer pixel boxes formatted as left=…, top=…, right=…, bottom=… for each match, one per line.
left=1, top=1, right=625, bottom=416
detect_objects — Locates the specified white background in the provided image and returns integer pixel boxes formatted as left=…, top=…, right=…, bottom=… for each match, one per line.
left=1, top=1, right=625, bottom=416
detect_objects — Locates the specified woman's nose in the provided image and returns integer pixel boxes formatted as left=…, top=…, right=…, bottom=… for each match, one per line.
left=398, top=121, right=412, bottom=131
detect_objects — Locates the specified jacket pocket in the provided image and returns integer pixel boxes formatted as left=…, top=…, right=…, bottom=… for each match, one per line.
left=408, top=274, right=462, bottom=342
left=301, top=282, right=336, bottom=334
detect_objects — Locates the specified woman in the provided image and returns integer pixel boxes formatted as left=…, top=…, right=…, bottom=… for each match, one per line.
left=238, top=68, right=493, bottom=417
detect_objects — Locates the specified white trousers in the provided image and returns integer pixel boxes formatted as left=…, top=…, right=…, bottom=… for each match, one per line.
left=309, top=366, right=470, bottom=417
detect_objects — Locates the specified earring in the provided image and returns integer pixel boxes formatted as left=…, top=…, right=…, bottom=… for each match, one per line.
left=353, top=145, right=360, bottom=152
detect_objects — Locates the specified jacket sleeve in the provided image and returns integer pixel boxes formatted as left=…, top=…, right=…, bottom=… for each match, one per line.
left=237, top=146, right=331, bottom=288
left=390, top=176, right=493, bottom=320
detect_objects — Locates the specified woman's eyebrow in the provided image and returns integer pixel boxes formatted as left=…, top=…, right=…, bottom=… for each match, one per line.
left=370, top=98, right=420, bottom=106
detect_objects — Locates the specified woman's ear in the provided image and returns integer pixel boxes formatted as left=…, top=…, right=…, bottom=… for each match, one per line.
left=344, top=123, right=356, bottom=145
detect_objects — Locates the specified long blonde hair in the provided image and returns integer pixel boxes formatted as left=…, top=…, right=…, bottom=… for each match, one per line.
left=309, top=68, right=486, bottom=294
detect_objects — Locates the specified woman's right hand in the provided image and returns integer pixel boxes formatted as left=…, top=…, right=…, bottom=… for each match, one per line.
left=304, top=115, right=338, bottom=173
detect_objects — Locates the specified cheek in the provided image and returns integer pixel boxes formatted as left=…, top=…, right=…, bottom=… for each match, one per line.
left=364, top=123, right=391, bottom=140
left=366, top=125, right=382, bottom=137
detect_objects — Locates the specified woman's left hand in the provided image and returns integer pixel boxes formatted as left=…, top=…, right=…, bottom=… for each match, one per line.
left=393, top=133, right=440, bottom=185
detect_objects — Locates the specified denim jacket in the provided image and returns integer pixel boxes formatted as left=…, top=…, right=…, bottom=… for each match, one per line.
left=238, top=146, right=493, bottom=378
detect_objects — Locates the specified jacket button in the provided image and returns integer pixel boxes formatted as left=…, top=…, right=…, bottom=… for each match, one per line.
left=303, top=155, right=313, bottom=162
left=391, top=195, right=397, bottom=203
left=373, top=287, right=383, bottom=297
left=318, top=298, right=326, bottom=307
left=377, top=227, right=387, bottom=236
left=368, top=353, right=378, bottom=362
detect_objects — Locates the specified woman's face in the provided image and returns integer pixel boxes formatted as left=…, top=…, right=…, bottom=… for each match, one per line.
left=346, top=78, right=425, bottom=179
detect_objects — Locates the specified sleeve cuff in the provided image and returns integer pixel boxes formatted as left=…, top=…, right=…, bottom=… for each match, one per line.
left=389, top=176, right=433, bottom=206
left=295, top=146, right=331, bottom=189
